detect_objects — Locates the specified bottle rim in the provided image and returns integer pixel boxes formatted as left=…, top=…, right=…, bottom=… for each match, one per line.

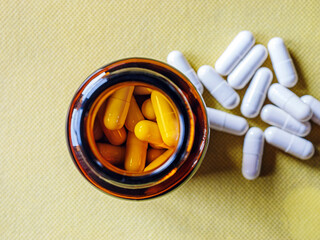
left=66, top=58, right=209, bottom=199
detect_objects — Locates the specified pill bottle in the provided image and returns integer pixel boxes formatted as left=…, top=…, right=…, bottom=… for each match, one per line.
left=66, top=58, right=209, bottom=200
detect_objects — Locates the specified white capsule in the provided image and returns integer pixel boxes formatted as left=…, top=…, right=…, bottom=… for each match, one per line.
left=301, top=95, right=320, bottom=126
left=241, top=67, right=273, bottom=118
left=227, top=44, right=268, bottom=89
left=242, top=127, right=264, bottom=180
left=198, top=65, right=240, bottom=109
left=268, top=37, right=298, bottom=88
left=167, top=51, right=204, bottom=94
left=261, top=104, right=311, bottom=137
left=215, top=31, right=255, bottom=76
left=264, top=127, right=314, bottom=160
left=267, top=83, right=312, bottom=122
left=206, top=107, right=249, bottom=136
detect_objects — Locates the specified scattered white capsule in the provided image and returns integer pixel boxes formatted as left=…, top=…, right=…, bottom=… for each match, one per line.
left=227, top=44, right=268, bottom=89
left=261, top=104, right=311, bottom=137
left=264, top=127, right=314, bottom=160
left=268, top=37, right=298, bottom=88
left=206, top=107, right=249, bottom=136
left=267, top=83, right=312, bottom=122
left=242, top=127, right=264, bottom=180
left=215, top=31, right=255, bottom=76
left=241, top=67, right=273, bottom=118
left=167, top=50, right=204, bottom=94
left=198, top=65, right=240, bottom=109
left=301, top=95, right=320, bottom=126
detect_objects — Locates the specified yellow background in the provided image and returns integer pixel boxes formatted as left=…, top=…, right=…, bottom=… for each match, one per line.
left=1, top=1, right=320, bottom=239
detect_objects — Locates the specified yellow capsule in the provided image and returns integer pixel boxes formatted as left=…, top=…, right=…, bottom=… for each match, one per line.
left=97, top=143, right=125, bottom=166
left=93, top=119, right=103, bottom=140
left=125, top=96, right=144, bottom=132
left=151, top=91, right=179, bottom=147
left=104, top=86, right=134, bottom=130
left=141, top=99, right=156, bottom=120
left=134, top=120, right=165, bottom=146
left=134, top=86, right=152, bottom=95
left=147, top=148, right=165, bottom=164
left=144, top=149, right=175, bottom=172
left=124, top=132, right=148, bottom=172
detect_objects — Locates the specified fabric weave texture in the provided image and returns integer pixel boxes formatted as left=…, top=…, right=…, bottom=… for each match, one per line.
left=0, top=1, right=320, bottom=239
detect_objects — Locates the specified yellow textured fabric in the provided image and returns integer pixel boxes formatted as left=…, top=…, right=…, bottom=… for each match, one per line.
left=1, top=1, right=320, bottom=239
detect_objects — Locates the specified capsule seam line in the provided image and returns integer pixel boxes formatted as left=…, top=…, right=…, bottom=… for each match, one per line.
left=285, top=135, right=295, bottom=153
left=221, top=112, right=227, bottom=130
left=283, top=95, right=295, bottom=111
left=276, top=59, right=293, bottom=65
left=210, top=81, right=225, bottom=95
left=282, top=116, right=290, bottom=130
left=110, top=96, right=131, bottom=104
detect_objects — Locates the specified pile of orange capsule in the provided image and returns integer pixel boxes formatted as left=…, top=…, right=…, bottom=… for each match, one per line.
left=93, top=86, right=180, bottom=173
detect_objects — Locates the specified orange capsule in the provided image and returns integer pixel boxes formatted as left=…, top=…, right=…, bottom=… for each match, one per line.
left=141, top=99, right=156, bottom=120
left=134, top=120, right=165, bottom=145
left=151, top=91, right=179, bottom=147
left=147, top=148, right=165, bottom=164
left=144, top=148, right=175, bottom=172
left=93, top=119, right=103, bottom=140
left=125, top=96, right=144, bottom=132
left=102, top=126, right=127, bottom=146
left=149, top=142, right=170, bottom=149
left=104, top=86, right=134, bottom=130
left=134, top=87, right=152, bottom=95
left=97, top=143, right=125, bottom=166
left=124, top=132, right=148, bottom=172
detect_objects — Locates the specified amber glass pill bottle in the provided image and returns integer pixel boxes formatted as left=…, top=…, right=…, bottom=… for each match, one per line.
left=66, top=58, right=209, bottom=200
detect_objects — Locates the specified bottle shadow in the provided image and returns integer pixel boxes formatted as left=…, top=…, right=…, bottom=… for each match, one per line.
left=193, top=123, right=320, bottom=178
left=290, top=53, right=307, bottom=90
left=195, top=130, right=242, bottom=177
left=303, top=123, right=320, bottom=169
left=260, top=142, right=277, bottom=177
left=195, top=128, right=277, bottom=178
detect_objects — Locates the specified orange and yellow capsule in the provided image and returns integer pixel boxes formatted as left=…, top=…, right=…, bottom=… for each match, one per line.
left=124, top=132, right=148, bottom=172
left=149, top=142, right=170, bottom=149
left=146, top=148, right=166, bottom=164
left=104, top=86, right=134, bottom=130
left=141, top=99, right=156, bottom=120
left=144, top=148, right=175, bottom=172
left=125, top=96, right=144, bottom=132
left=102, top=126, right=127, bottom=146
left=97, top=143, right=126, bottom=166
left=151, top=91, right=179, bottom=147
left=98, top=102, right=127, bottom=145
left=134, top=87, right=152, bottom=95
left=134, top=120, right=166, bottom=146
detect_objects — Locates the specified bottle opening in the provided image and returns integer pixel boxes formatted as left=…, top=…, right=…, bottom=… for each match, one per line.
left=86, top=81, right=182, bottom=176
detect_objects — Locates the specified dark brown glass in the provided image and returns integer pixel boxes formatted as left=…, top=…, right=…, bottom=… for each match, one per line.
left=66, top=58, right=209, bottom=200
